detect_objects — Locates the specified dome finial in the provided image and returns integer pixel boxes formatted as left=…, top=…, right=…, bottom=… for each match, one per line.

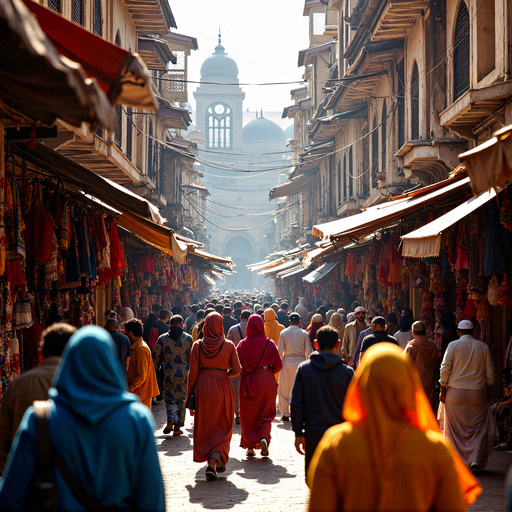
left=260, top=107, right=263, bottom=118
left=218, top=27, right=221, bottom=45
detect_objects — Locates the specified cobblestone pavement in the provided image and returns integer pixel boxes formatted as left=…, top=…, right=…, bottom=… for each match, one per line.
left=152, top=400, right=512, bottom=511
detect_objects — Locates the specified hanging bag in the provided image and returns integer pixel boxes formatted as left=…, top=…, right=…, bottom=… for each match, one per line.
left=185, top=341, right=202, bottom=411
left=488, top=276, right=499, bottom=306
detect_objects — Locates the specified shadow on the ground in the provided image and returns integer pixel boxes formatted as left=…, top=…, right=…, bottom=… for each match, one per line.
left=233, top=456, right=297, bottom=484
left=186, top=477, right=249, bottom=509
left=158, top=434, right=193, bottom=457
left=276, top=421, right=293, bottom=431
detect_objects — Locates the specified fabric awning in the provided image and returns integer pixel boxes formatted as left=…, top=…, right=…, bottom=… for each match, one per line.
left=459, top=124, right=512, bottom=195
left=259, top=259, right=300, bottom=275
left=269, top=168, right=319, bottom=200
left=0, top=0, right=116, bottom=130
left=191, top=248, right=233, bottom=266
left=14, top=143, right=165, bottom=224
left=21, top=0, right=157, bottom=110
left=278, top=264, right=309, bottom=279
left=401, top=188, right=497, bottom=257
left=303, top=261, right=339, bottom=284
left=201, top=274, right=216, bottom=286
left=248, top=259, right=284, bottom=272
left=312, top=175, right=471, bottom=243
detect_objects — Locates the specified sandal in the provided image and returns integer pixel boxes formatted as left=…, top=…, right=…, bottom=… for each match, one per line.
left=246, top=449, right=255, bottom=457
left=173, top=428, right=183, bottom=436
left=205, top=465, right=217, bottom=480
left=163, top=420, right=174, bottom=434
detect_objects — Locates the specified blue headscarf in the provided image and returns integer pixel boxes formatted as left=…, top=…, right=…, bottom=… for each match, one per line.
left=49, top=325, right=138, bottom=425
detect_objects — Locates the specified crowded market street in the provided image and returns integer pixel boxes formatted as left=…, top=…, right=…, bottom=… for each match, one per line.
left=152, top=399, right=511, bottom=511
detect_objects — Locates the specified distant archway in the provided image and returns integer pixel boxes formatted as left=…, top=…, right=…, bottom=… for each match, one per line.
left=224, top=236, right=253, bottom=290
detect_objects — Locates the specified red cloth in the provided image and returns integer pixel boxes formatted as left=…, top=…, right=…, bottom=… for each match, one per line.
left=187, top=340, right=241, bottom=465
left=201, top=312, right=225, bottom=357
left=236, top=315, right=283, bottom=450
left=306, top=320, right=325, bottom=345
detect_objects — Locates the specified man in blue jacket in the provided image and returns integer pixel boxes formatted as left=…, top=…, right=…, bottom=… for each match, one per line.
left=290, top=325, right=354, bottom=481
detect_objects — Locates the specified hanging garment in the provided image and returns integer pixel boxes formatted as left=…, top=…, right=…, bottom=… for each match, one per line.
left=5, top=175, right=26, bottom=262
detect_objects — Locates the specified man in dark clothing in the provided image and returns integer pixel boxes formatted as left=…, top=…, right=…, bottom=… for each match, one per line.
left=233, top=301, right=243, bottom=322
left=222, top=306, right=238, bottom=335
left=276, top=302, right=290, bottom=328
left=184, top=305, right=199, bottom=333
left=104, top=318, right=131, bottom=382
left=359, top=316, right=399, bottom=360
left=291, top=325, right=354, bottom=480
left=154, top=309, right=171, bottom=337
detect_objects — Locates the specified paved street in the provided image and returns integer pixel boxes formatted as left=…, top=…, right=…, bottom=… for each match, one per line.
left=153, top=400, right=512, bottom=511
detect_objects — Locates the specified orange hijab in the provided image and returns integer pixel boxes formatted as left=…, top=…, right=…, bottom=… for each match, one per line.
left=201, top=312, right=225, bottom=357
left=344, top=343, right=481, bottom=507
left=263, top=308, right=284, bottom=345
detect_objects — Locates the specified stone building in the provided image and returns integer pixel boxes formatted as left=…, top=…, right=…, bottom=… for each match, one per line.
left=193, top=38, right=288, bottom=290
left=272, top=0, right=512, bottom=250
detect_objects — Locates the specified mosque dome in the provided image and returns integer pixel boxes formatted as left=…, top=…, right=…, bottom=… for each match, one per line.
left=200, top=41, right=239, bottom=81
left=243, top=114, right=286, bottom=143
left=284, top=124, right=294, bottom=140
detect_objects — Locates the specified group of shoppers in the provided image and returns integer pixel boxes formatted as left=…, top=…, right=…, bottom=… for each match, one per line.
left=0, top=290, right=501, bottom=511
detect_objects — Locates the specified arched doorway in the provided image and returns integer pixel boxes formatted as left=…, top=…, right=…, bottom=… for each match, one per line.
left=224, top=236, right=253, bottom=290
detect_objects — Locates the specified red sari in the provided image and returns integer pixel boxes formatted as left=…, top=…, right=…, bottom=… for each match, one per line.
left=237, top=315, right=283, bottom=450
left=187, top=313, right=241, bottom=465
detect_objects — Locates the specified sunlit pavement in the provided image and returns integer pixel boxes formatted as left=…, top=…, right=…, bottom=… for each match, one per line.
left=152, top=399, right=511, bottom=511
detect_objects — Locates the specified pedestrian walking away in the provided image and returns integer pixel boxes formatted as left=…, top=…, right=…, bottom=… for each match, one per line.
left=308, top=343, right=481, bottom=511
left=125, top=318, right=160, bottom=409
left=153, top=314, right=193, bottom=436
left=0, top=325, right=165, bottom=511
left=186, top=312, right=241, bottom=480
left=439, top=319, right=495, bottom=472
left=237, top=314, right=283, bottom=457
left=290, top=325, right=353, bottom=480
left=0, top=323, right=76, bottom=474
left=278, top=312, right=312, bottom=421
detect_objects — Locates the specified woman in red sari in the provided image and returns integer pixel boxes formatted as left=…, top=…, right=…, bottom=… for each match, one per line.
left=237, top=314, right=283, bottom=457
left=187, top=312, right=241, bottom=480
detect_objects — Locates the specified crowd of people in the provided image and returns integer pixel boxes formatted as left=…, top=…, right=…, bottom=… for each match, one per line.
left=0, top=289, right=510, bottom=510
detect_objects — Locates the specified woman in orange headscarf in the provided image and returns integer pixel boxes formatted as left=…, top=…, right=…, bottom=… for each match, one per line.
left=308, top=343, right=480, bottom=511
left=186, top=312, right=241, bottom=481
left=264, top=308, right=285, bottom=345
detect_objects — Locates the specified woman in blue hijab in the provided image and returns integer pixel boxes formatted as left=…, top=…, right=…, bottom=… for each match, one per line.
left=0, top=325, right=165, bottom=511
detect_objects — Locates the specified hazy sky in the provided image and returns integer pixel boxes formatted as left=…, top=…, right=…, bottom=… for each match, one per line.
left=169, top=1, right=310, bottom=117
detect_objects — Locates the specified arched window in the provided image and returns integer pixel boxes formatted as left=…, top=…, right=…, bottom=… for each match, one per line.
left=93, top=0, right=102, bottom=36
left=381, top=102, right=387, bottom=174
left=453, top=1, right=470, bottom=100
left=411, top=62, right=419, bottom=140
left=371, top=114, right=378, bottom=188
left=47, top=0, right=61, bottom=12
left=343, top=154, right=347, bottom=202
left=207, top=103, right=232, bottom=149
left=72, top=0, right=83, bottom=24
left=147, top=120, right=154, bottom=178
left=348, top=147, right=354, bottom=199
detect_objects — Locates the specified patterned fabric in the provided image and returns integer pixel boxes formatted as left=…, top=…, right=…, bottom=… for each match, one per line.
left=153, top=331, right=193, bottom=427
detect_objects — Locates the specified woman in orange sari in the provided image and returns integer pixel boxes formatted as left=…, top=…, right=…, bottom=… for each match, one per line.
left=187, top=312, right=241, bottom=480
left=308, top=343, right=480, bottom=511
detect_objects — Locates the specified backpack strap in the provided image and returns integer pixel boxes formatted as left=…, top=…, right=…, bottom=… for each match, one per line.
left=33, top=401, right=107, bottom=511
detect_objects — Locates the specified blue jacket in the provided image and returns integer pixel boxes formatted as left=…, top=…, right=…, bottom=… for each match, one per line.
left=0, top=326, right=165, bottom=511
left=291, top=350, right=354, bottom=445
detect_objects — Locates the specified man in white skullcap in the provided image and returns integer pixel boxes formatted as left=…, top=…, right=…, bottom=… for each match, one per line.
left=439, top=319, right=495, bottom=472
